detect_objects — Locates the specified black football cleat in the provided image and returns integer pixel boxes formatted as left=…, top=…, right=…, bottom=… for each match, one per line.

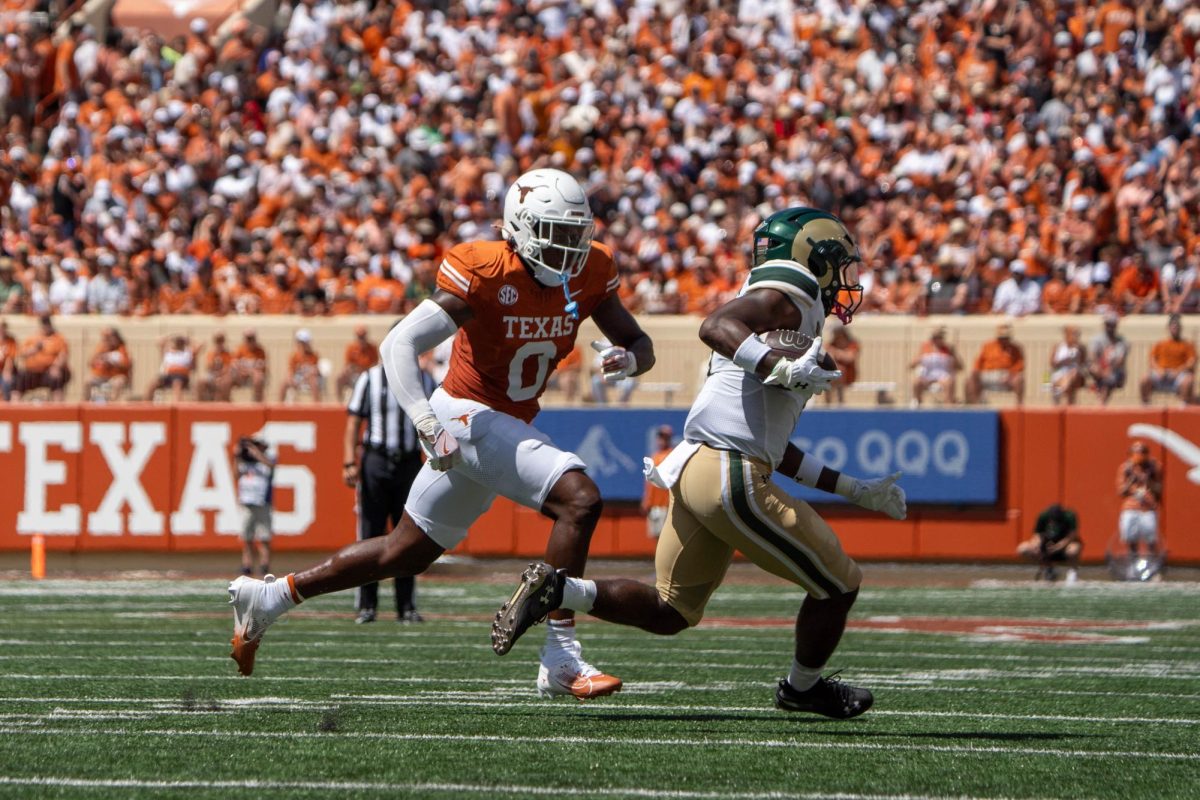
left=491, top=562, right=566, bottom=656
left=775, top=674, right=874, bottom=719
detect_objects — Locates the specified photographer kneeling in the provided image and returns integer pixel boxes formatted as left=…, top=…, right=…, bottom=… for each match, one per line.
left=1017, top=504, right=1082, bottom=583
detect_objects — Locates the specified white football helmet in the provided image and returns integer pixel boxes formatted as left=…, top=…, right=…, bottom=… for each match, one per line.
left=501, top=168, right=595, bottom=289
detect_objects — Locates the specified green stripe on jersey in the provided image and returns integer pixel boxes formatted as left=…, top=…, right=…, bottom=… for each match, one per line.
left=748, top=265, right=819, bottom=301
left=726, top=453, right=840, bottom=598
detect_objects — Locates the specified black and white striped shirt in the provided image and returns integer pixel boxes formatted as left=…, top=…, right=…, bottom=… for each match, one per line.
left=347, top=365, right=436, bottom=455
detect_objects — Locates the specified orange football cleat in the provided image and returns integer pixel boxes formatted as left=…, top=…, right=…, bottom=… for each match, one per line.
left=537, top=642, right=622, bottom=700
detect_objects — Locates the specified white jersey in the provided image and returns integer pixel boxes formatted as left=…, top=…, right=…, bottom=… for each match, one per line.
left=684, top=260, right=825, bottom=469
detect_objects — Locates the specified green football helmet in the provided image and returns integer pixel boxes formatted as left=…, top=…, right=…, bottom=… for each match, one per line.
left=752, top=207, right=864, bottom=323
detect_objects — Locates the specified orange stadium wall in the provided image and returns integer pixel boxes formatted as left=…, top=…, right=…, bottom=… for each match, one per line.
left=0, top=405, right=1197, bottom=564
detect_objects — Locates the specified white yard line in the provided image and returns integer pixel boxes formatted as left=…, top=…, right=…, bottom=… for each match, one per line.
left=0, top=776, right=1058, bottom=800
left=6, top=654, right=1199, bottom=682
left=0, top=726, right=1195, bottom=761
left=3, top=638, right=1197, bottom=670
left=0, top=698, right=1194, bottom=728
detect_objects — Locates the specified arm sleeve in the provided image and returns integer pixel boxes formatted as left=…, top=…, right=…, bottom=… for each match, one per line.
left=380, top=299, right=460, bottom=424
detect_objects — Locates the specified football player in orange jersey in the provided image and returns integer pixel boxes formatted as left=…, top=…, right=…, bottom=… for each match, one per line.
left=228, top=169, right=655, bottom=698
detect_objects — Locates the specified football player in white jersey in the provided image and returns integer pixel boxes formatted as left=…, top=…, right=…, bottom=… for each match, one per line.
left=492, top=208, right=907, bottom=717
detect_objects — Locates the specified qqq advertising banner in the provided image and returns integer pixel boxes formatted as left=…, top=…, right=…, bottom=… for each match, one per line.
left=535, top=408, right=1000, bottom=505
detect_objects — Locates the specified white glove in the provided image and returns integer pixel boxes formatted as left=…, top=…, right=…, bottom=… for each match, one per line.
left=591, top=340, right=637, bottom=384
left=413, top=412, right=460, bottom=472
left=845, top=471, right=907, bottom=520
left=762, top=335, right=841, bottom=394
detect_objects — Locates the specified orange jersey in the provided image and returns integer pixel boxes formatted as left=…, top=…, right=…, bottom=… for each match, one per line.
left=234, top=343, right=266, bottom=370
left=437, top=240, right=619, bottom=422
left=1151, top=339, right=1196, bottom=372
left=289, top=350, right=320, bottom=377
left=207, top=348, right=233, bottom=376
left=1117, top=458, right=1160, bottom=512
left=344, top=340, right=379, bottom=370
left=975, top=340, right=1024, bottom=374
left=0, top=335, right=16, bottom=371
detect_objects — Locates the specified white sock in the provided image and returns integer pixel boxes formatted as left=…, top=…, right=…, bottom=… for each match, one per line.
left=560, top=577, right=597, bottom=613
left=787, top=661, right=823, bottom=692
left=545, top=618, right=577, bottom=649
left=267, top=575, right=299, bottom=616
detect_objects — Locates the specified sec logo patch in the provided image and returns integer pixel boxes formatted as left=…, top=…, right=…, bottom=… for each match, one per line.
left=498, top=285, right=519, bottom=306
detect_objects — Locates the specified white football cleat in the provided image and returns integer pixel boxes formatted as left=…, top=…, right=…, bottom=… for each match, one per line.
left=228, top=574, right=287, bottom=676
left=537, top=642, right=622, bottom=700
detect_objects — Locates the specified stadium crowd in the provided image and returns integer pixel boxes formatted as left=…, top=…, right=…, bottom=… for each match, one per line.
left=0, top=0, right=1198, bottom=321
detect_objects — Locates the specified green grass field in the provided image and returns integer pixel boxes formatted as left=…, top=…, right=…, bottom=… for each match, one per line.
left=0, top=572, right=1197, bottom=799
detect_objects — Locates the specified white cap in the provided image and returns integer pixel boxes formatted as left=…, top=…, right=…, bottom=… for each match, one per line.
left=190, top=18, right=208, bottom=34
left=1009, top=259, right=1027, bottom=274
left=295, top=329, right=312, bottom=343
left=1085, top=31, right=1102, bottom=48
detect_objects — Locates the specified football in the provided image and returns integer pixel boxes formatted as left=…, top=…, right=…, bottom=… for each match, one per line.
left=760, top=329, right=838, bottom=371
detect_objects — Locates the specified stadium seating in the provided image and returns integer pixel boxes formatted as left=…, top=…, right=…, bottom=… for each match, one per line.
left=1, top=1, right=1197, bottom=334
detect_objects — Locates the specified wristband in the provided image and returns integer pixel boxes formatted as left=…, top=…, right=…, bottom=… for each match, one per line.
left=732, top=334, right=773, bottom=373
left=789, top=449, right=847, bottom=496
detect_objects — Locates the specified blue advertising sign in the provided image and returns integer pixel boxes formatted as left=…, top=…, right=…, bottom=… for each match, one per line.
left=783, top=409, right=999, bottom=505
left=536, top=409, right=999, bottom=505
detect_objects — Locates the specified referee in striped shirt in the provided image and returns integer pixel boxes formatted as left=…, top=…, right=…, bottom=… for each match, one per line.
left=343, top=362, right=436, bottom=624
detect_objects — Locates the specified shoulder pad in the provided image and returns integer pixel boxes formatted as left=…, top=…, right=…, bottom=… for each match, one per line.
left=746, top=259, right=820, bottom=306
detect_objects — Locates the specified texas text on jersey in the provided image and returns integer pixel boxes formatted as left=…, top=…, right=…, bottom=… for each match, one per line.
left=436, top=239, right=620, bottom=421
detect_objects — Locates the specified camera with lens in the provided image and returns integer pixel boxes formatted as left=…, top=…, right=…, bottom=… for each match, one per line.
left=237, top=436, right=268, bottom=463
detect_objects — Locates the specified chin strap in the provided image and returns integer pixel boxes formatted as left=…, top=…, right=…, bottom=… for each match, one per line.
left=561, top=273, right=579, bottom=319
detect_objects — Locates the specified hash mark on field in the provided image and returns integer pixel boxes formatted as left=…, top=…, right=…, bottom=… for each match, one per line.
left=0, top=776, right=1055, bottom=800
left=1, top=726, right=1196, bottom=762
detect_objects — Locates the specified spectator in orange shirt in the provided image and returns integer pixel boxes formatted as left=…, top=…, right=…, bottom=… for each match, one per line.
left=86, top=327, right=131, bottom=402
left=337, top=325, right=378, bottom=400
left=230, top=328, right=267, bottom=403
left=15, top=315, right=70, bottom=401
left=356, top=270, right=405, bottom=314
left=0, top=320, right=17, bottom=401
left=281, top=329, right=322, bottom=402
left=967, top=323, right=1025, bottom=405
left=327, top=264, right=361, bottom=315
left=146, top=334, right=202, bottom=403
left=198, top=331, right=235, bottom=402
left=641, top=425, right=675, bottom=539
left=823, top=322, right=859, bottom=406
left=1140, top=314, right=1196, bottom=406
left=912, top=327, right=963, bottom=407
left=1117, top=441, right=1162, bottom=564
left=1040, top=265, right=1081, bottom=314
left=1112, top=255, right=1162, bottom=314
